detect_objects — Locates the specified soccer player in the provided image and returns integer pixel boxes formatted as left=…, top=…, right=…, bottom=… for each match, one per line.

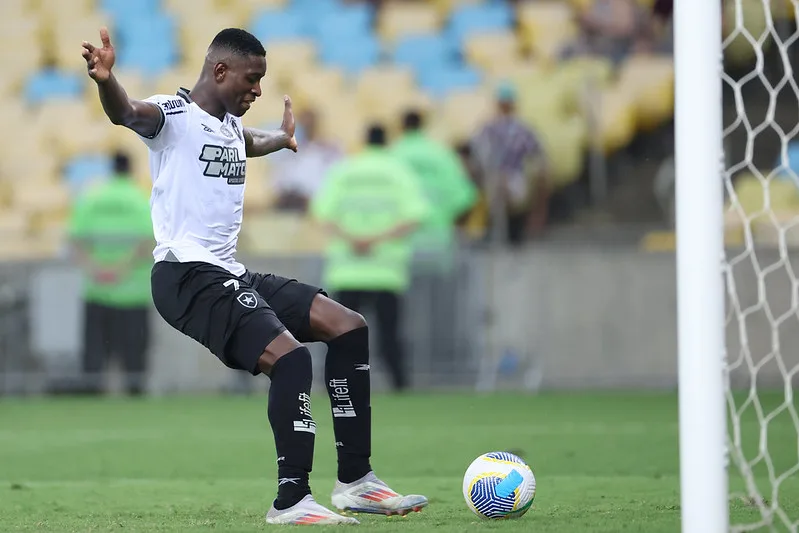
left=81, top=27, right=428, bottom=525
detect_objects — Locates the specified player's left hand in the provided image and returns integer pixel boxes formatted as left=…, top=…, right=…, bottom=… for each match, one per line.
left=281, top=95, right=298, bottom=152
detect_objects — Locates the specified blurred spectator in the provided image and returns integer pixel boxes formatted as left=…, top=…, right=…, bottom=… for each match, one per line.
left=561, top=0, right=655, bottom=63
left=392, top=110, right=477, bottom=264
left=66, top=152, right=154, bottom=395
left=271, top=109, right=342, bottom=212
left=472, top=83, right=549, bottom=246
left=455, top=142, right=490, bottom=241
left=311, top=125, right=430, bottom=392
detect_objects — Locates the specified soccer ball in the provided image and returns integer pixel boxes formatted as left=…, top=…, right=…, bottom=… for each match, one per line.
left=462, top=452, right=536, bottom=520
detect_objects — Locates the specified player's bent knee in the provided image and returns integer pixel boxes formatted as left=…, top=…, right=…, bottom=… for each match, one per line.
left=258, top=330, right=304, bottom=375
left=310, top=294, right=367, bottom=342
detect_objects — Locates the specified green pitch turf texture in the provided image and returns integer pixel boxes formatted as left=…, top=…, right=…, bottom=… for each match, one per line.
left=1, top=391, right=797, bottom=532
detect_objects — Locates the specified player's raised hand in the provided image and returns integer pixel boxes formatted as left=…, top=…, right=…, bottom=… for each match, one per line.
left=82, top=28, right=116, bottom=83
left=281, top=95, right=298, bottom=152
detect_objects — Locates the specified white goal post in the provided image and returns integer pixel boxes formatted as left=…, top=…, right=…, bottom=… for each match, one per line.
left=675, top=0, right=728, bottom=532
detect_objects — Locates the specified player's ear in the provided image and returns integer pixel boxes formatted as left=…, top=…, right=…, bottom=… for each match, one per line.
left=213, top=62, right=228, bottom=83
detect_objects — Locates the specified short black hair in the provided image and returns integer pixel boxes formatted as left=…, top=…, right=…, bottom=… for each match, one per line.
left=113, top=151, right=131, bottom=175
left=366, top=125, right=386, bottom=147
left=402, top=110, right=423, bottom=131
left=209, top=28, right=266, bottom=57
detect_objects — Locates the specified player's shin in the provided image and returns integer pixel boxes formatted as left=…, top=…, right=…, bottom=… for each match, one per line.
left=324, top=326, right=373, bottom=483
left=267, top=346, right=315, bottom=510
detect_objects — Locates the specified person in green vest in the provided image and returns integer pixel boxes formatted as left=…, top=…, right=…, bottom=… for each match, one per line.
left=311, top=125, right=430, bottom=391
left=67, top=151, right=154, bottom=396
left=391, top=110, right=478, bottom=374
left=392, top=110, right=478, bottom=267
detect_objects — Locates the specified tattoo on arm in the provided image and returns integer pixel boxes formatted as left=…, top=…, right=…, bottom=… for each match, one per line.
left=244, top=127, right=291, bottom=158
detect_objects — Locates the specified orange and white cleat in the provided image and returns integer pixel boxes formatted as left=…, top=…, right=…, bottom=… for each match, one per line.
left=265, top=494, right=359, bottom=525
left=331, top=472, right=428, bottom=516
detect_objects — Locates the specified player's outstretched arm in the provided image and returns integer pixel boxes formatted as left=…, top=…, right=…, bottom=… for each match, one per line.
left=82, top=28, right=162, bottom=138
left=244, top=95, right=299, bottom=157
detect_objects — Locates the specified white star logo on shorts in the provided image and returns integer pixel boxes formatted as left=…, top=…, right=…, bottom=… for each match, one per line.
left=237, top=292, right=257, bottom=309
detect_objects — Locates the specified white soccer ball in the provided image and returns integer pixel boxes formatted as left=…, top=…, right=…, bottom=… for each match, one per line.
left=462, top=451, right=536, bottom=520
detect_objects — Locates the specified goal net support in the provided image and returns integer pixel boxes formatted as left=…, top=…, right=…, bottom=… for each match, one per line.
left=678, top=0, right=799, bottom=531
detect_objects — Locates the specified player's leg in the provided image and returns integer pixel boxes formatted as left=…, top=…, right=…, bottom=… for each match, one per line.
left=151, top=262, right=356, bottom=525
left=247, top=273, right=427, bottom=516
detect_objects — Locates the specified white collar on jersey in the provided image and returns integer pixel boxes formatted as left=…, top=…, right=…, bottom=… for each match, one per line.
left=177, top=87, right=192, bottom=103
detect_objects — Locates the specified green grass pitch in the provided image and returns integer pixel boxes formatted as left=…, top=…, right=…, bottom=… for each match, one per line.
left=1, top=391, right=797, bottom=532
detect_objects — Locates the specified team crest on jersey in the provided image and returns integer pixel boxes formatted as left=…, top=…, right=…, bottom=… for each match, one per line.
left=199, top=144, right=246, bottom=185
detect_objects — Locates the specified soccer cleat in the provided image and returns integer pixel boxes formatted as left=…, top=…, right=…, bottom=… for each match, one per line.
left=265, top=494, right=360, bottom=525
left=331, top=472, right=428, bottom=516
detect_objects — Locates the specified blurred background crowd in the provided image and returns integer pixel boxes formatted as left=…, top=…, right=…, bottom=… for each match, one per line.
left=1, top=0, right=797, bottom=396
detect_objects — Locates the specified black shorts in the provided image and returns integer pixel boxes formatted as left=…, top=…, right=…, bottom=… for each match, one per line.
left=150, top=261, right=325, bottom=375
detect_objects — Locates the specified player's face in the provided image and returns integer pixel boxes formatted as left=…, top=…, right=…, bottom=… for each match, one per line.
left=219, top=54, right=266, bottom=117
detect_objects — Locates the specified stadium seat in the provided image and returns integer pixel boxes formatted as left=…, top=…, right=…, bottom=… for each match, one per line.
left=50, top=14, right=113, bottom=72
left=517, top=1, right=578, bottom=63
left=100, top=0, right=160, bottom=19
left=264, top=39, right=317, bottom=85
left=435, top=87, right=495, bottom=144
left=251, top=8, right=307, bottom=44
left=24, top=69, right=83, bottom=105
left=533, top=114, right=587, bottom=189
left=593, top=87, right=637, bottom=155
left=554, top=56, right=616, bottom=114
left=287, top=67, right=346, bottom=110
left=64, top=154, right=113, bottom=197
left=309, top=4, right=373, bottom=40
left=318, top=35, right=381, bottom=75
left=617, top=54, right=675, bottom=132
left=378, top=2, right=441, bottom=43
left=393, top=34, right=458, bottom=73
left=446, top=3, right=514, bottom=46
left=355, top=66, right=416, bottom=109
left=418, top=64, right=482, bottom=99
left=242, top=156, right=276, bottom=213
left=240, top=212, right=328, bottom=255
left=463, top=31, right=521, bottom=73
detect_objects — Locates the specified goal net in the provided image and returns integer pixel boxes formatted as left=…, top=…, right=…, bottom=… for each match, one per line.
left=720, top=0, right=799, bottom=530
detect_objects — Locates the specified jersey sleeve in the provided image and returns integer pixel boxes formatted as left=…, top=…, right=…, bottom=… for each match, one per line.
left=137, top=94, right=190, bottom=152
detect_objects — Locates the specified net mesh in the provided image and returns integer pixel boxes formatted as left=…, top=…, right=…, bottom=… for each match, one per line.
left=722, top=0, right=799, bottom=530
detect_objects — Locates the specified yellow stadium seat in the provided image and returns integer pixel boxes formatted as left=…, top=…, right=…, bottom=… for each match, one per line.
left=49, top=15, right=113, bottom=72
left=0, top=211, right=29, bottom=236
left=264, top=40, right=318, bottom=86
left=316, top=95, right=368, bottom=153
left=178, top=13, right=247, bottom=69
left=12, top=180, right=70, bottom=217
left=242, top=157, right=276, bottom=214
left=729, top=173, right=799, bottom=217
left=592, top=86, right=637, bottom=154
left=38, top=0, right=94, bottom=17
left=463, top=31, right=521, bottom=73
left=517, top=1, right=578, bottom=63
left=517, top=77, right=573, bottom=128
left=530, top=114, right=587, bottom=189
left=153, top=68, right=200, bottom=97
left=0, top=0, right=31, bottom=17
left=617, top=54, right=674, bottom=132
left=288, top=67, right=347, bottom=111
left=378, top=2, right=441, bottom=42
left=723, top=0, right=773, bottom=67
left=435, top=87, right=495, bottom=145
left=32, top=100, right=117, bottom=160
left=163, top=0, right=219, bottom=18
left=552, top=56, right=615, bottom=114
left=355, top=66, right=415, bottom=108
left=244, top=84, right=291, bottom=129
left=362, top=87, right=433, bottom=135
left=431, top=0, right=484, bottom=17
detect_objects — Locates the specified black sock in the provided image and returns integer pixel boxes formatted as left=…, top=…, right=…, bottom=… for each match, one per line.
left=268, top=346, right=315, bottom=510
left=325, top=326, right=372, bottom=483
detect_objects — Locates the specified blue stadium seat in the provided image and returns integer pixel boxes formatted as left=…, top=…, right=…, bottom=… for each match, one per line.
left=116, top=13, right=176, bottom=46
left=116, top=43, right=177, bottom=76
left=290, top=0, right=341, bottom=17
left=418, top=64, right=482, bottom=98
left=447, top=3, right=514, bottom=45
left=100, top=0, right=160, bottom=18
left=251, top=9, right=308, bottom=43
left=393, top=34, right=458, bottom=72
left=64, top=154, right=112, bottom=196
left=319, top=35, right=380, bottom=74
left=25, top=70, right=83, bottom=105
left=310, top=5, right=373, bottom=40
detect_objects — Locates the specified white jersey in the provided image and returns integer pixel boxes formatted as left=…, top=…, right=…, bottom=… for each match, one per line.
left=137, top=88, right=248, bottom=276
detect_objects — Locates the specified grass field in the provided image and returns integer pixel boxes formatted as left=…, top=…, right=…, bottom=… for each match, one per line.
left=0, top=391, right=797, bottom=532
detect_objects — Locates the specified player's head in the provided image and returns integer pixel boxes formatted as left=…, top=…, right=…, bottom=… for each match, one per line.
left=402, top=110, right=424, bottom=132
left=113, top=151, right=131, bottom=176
left=204, top=28, right=267, bottom=117
left=366, top=125, right=386, bottom=147
left=495, top=81, right=517, bottom=115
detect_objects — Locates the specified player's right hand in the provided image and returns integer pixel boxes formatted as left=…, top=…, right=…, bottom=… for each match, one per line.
left=82, top=28, right=115, bottom=83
